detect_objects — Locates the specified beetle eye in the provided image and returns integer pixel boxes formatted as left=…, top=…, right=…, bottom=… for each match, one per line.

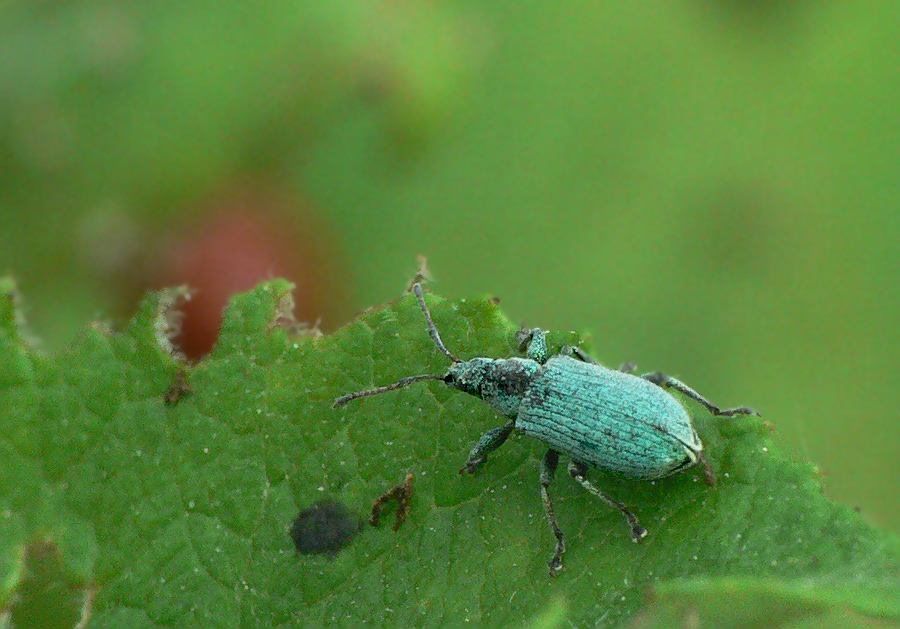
left=443, top=373, right=454, bottom=384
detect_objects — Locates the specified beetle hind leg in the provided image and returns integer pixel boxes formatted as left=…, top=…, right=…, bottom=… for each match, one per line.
left=540, top=449, right=566, bottom=576
left=640, top=372, right=761, bottom=417
left=568, top=461, right=648, bottom=542
left=562, top=346, right=638, bottom=374
left=560, top=345, right=599, bottom=365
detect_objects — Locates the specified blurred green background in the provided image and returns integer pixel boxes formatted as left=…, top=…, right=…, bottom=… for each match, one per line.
left=2, top=2, right=898, bottom=532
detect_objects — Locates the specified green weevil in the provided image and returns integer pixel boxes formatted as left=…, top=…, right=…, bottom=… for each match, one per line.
left=334, top=282, right=759, bottom=574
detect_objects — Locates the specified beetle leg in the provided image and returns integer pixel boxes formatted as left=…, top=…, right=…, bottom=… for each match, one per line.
left=640, top=372, right=761, bottom=417
left=695, top=449, right=717, bottom=486
left=459, top=421, right=515, bottom=474
left=560, top=345, right=599, bottom=364
left=565, top=349, right=638, bottom=375
left=567, top=461, right=648, bottom=542
left=565, top=347, right=637, bottom=374
left=540, top=449, right=566, bottom=576
left=516, top=328, right=549, bottom=364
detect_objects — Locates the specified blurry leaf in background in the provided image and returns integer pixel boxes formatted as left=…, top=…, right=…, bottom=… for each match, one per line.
left=632, top=577, right=900, bottom=629
left=0, top=0, right=473, bottom=346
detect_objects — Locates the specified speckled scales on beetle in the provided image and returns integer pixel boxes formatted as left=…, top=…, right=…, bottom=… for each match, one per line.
left=516, top=356, right=696, bottom=480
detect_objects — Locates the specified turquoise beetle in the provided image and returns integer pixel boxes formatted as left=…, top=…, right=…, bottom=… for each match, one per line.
left=334, top=282, right=759, bottom=574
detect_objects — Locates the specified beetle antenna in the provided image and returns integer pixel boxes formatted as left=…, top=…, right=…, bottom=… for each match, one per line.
left=333, top=374, right=445, bottom=408
left=412, top=282, right=462, bottom=363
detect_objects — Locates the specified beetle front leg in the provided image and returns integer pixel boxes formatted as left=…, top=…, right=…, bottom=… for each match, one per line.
left=516, top=328, right=549, bottom=364
left=459, top=421, right=515, bottom=474
left=568, top=461, right=648, bottom=542
left=540, top=449, right=566, bottom=576
left=640, top=372, right=761, bottom=417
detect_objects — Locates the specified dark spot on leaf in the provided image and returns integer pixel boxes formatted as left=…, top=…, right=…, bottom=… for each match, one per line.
left=7, top=537, right=90, bottom=627
left=289, top=499, right=362, bottom=555
left=164, top=370, right=192, bottom=406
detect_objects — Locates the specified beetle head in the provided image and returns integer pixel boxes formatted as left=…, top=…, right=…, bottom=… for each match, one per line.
left=443, top=358, right=494, bottom=396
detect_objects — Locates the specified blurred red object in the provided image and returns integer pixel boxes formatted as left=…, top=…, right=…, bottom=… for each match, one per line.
left=157, top=190, right=341, bottom=359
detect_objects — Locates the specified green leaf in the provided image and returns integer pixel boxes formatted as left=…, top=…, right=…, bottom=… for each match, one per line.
left=632, top=576, right=900, bottom=628
left=1, top=279, right=897, bottom=626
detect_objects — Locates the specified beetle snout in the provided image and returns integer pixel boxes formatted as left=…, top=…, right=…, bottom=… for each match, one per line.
left=447, top=373, right=479, bottom=396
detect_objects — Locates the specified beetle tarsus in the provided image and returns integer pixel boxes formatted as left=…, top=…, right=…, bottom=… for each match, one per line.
left=718, top=406, right=761, bottom=417
left=459, top=457, right=485, bottom=475
left=541, top=450, right=567, bottom=576
left=630, top=523, right=648, bottom=542
left=548, top=549, right=565, bottom=576
left=640, top=372, right=761, bottom=418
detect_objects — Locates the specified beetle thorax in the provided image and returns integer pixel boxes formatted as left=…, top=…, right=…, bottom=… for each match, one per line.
left=446, top=357, right=542, bottom=417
